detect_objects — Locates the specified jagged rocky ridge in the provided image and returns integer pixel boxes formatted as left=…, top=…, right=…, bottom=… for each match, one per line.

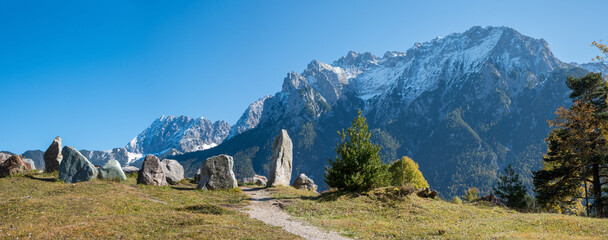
left=172, top=26, right=608, bottom=197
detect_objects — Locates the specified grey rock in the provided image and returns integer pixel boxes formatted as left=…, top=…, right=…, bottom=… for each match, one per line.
left=137, top=155, right=167, bottom=186
left=44, top=136, right=63, bottom=172
left=242, top=174, right=267, bottom=186
left=22, top=158, right=37, bottom=171
left=227, top=95, right=272, bottom=139
left=0, top=155, right=32, bottom=177
left=267, top=130, right=293, bottom=187
left=98, top=159, right=126, bottom=181
left=59, top=146, right=98, bottom=183
left=292, top=173, right=318, bottom=191
left=122, top=166, right=139, bottom=175
left=161, top=159, right=184, bottom=185
left=197, top=154, right=237, bottom=190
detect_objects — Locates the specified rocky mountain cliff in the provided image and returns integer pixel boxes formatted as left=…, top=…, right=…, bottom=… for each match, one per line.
left=125, top=115, right=230, bottom=155
left=173, top=26, right=608, bottom=197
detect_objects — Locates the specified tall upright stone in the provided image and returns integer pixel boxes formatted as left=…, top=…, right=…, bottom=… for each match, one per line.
left=59, top=146, right=98, bottom=183
left=137, top=155, right=167, bottom=186
left=197, top=154, right=237, bottom=190
left=267, top=129, right=293, bottom=187
left=44, top=136, right=63, bottom=172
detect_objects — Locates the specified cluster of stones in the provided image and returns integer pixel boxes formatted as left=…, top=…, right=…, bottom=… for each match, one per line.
left=1, top=130, right=321, bottom=194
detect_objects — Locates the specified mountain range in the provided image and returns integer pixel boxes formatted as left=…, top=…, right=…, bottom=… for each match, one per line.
left=11, top=26, right=607, bottom=197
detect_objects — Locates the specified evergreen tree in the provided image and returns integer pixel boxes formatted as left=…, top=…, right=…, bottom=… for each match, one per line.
left=325, top=110, right=389, bottom=192
left=388, top=156, right=429, bottom=189
left=534, top=73, right=608, bottom=217
left=494, top=164, right=530, bottom=210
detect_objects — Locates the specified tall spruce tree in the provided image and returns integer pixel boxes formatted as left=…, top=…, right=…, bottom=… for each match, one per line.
left=325, top=110, right=389, bottom=192
left=494, top=164, right=530, bottom=210
left=533, top=73, right=608, bottom=217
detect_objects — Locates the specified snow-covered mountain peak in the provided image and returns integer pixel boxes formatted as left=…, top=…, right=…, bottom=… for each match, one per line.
left=125, top=115, right=230, bottom=154
left=228, top=95, right=273, bottom=139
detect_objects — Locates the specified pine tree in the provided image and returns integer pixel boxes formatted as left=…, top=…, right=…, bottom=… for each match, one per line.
left=325, top=110, right=389, bottom=192
left=534, top=73, right=608, bottom=217
left=494, top=164, right=530, bottom=210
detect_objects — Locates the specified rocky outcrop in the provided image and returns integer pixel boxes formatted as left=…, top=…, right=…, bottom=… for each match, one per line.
left=137, top=155, right=167, bottom=186
left=267, top=130, right=293, bottom=187
left=0, top=155, right=32, bottom=177
left=58, top=146, right=98, bottom=183
left=161, top=159, right=184, bottom=185
left=242, top=174, right=267, bottom=186
left=122, top=166, right=139, bottom=175
left=44, top=136, right=63, bottom=172
left=197, top=154, right=237, bottom=190
left=416, top=188, right=438, bottom=199
left=292, top=173, right=317, bottom=191
left=98, top=159, right=127, bottom=181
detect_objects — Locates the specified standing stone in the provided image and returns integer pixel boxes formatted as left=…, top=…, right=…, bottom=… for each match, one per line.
left=197, top=154, right=237, bottom=190
left=161, top=159, right=184, bottom=185
left=267, top=129, right=293, bottom=187
left=137, top=155, right=167, bottom=186
left=122, top=166, right=139, bottom=175
left=292, top=173, right=318, bottom=192
left=58, top=146, right=98, bottom=183
left=0, top=155, right=32, bottom=177
left=98, top=159, right=127, bottom=181
left=44, top=136, right=63, bottom=172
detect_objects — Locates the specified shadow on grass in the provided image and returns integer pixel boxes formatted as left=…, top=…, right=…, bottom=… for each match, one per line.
left=177, top=204, right=231, bottom=215
left=27, top=174, right=58, bottom=182
left=306, top=191, right=362, bottom=202
left=171, top=186, right=196, bottom=191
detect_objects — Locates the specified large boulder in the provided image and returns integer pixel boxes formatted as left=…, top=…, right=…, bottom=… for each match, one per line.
left=267, top=129, right=293, bottom=187
left=161, top=159, right=184, bottom=185
left=137, top=155, right=167, bottom=186
left=197, top=154, right=237, bottom=190
left=292, top=173, right=318, bottom=192
left=242, top=174, right=267, bottom=186
left=122, top=166, right=139, bottom=175
left=44, top=136, right=63, bottom=172
left=58, top=146, right=98, bottom=183
left=0, top=155, right=32, bottom=177
left=98, top=159, right=127, bottom=181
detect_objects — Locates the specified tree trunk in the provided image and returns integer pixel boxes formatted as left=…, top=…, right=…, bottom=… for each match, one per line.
left=593, top=163, right=605, bottom=218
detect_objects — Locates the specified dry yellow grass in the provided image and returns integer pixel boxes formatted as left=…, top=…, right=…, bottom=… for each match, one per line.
left=0, top=173, right=301, bottom=239
left=271, top=186, right=608, bottom=239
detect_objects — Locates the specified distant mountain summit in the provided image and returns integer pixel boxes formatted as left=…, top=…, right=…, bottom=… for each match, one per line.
left=125, top=115, right=230, bottom=155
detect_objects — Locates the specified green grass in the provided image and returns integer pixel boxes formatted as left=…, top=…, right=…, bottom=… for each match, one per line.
left=0, top=173, right=301, bottom=240
left=270, top=186, right=608, bottom=239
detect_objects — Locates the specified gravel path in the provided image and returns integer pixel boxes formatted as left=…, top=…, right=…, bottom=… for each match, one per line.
left=240, top=186, right=350, bottom=240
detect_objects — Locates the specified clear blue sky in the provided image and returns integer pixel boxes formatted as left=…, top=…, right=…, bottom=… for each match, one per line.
left=1, top=0, right=607, bottom=153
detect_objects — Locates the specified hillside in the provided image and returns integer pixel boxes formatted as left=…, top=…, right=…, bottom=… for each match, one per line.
left=0, top=174, right=298, bottom=239
left=271, top=187, right=608, bottom=239
left=1, top=175, right=607, bottom=239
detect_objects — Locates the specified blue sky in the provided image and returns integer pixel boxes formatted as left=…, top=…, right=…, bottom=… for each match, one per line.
left=1, top=0, right=607, bottom=153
